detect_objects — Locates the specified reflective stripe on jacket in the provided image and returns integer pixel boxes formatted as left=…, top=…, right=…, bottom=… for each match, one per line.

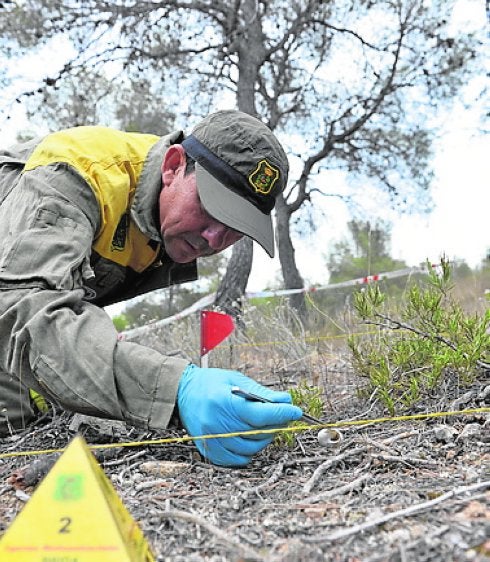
left=18, top=126, right=198, bottom=306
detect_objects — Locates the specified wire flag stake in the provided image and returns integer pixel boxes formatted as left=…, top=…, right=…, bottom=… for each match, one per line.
left=200, top=310, right=234, bottom=367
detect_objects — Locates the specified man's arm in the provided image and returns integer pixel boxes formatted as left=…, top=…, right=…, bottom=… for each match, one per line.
left=0, top=165, right=187, bottom=430
left=0, top=164, right=303, bottom=465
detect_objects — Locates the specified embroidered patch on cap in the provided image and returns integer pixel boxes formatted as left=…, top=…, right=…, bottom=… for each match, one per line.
left=248, top=159, right=280, bottom=195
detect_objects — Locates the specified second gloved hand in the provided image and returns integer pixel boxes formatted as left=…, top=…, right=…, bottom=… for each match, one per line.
left=177, top=364, right=303, bottom=466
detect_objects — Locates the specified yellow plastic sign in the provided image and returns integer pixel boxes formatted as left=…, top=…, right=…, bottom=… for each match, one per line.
left=0, top=435, right=155, bottom=561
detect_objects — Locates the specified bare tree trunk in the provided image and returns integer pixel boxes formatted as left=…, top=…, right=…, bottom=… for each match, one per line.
left=214, top=237, right=253, bottom=321
left=214, top=0, right=263, bottom=320
left=275, top=193, right=307, bottom=319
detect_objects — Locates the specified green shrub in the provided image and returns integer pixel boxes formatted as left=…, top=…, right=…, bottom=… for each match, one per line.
left=348, top=257, right=490, bottom=414
left=112, top=313, right=130, bottom=332
left=275, top=380, right=324, bottom=448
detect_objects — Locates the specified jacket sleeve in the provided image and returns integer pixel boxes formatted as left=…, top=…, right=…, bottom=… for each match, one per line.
left=0, top=164, right=189, bottom=430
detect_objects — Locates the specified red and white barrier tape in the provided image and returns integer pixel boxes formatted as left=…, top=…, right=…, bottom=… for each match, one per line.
left=245, top=266, right=428, bottom=299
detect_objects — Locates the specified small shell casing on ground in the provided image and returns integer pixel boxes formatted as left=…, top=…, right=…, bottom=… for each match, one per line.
left=317, top=428, right=343, bottom=447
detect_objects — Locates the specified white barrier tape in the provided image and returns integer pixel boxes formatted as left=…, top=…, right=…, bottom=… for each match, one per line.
left=120, top=265, right=428, bottom=340
left=246, top=266, right=426, bottom=299
left=121, top=293, right=214, bottom=340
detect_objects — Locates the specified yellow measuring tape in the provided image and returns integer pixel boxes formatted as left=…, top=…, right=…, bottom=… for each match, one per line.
left=0, top=407, right=488, bottom=460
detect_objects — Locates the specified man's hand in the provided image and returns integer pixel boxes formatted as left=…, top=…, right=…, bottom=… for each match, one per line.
left=177, top=364, right=303, bottom=466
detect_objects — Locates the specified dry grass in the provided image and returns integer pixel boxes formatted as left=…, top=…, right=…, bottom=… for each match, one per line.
left=1, top=271, right=489, bottom=561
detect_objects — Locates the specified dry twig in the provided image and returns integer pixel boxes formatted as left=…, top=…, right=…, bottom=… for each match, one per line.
left=302, top=446, right=368, bottom=494
left=370, top=452, right=439, bottom=467
left=303, top=430, right=420, bottom=494
left=302, top=480, right=490, bottom=543
left=237, top=454, right=288, bottom=495
left=302, top=472, right=371, bottom=505
left=157, top=509, right=266, bottom=560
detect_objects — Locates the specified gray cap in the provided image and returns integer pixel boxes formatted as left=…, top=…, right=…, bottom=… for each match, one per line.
left=181, top=110, right=288, bottom=257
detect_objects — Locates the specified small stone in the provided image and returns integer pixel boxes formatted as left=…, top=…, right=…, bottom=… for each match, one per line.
left=68, top=413, right=126, bottom=435
left=478, top=385, right=490, bottom=402
left=451, top=391, right=475, bottom=410
left=433, top=424, right=456, bottom=443
left=139, top=461, right=190, bottom=477
left=14, top=489, right=30, bottom=502
left=462, top=468, right=480, bottom=482
left=457, top=423, right=482, bottom=442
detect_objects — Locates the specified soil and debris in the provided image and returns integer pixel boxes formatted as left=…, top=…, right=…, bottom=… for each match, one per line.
left=1, top=369, right=489, bottom=561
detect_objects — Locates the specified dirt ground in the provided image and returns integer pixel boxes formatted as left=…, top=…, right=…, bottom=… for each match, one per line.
left=0, top=370, right=489, bottom=562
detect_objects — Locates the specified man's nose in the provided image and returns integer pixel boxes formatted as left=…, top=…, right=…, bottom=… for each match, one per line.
left=201, top=221, right=240, bottom=252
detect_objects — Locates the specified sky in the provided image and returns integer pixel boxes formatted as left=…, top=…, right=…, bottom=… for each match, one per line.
left=245, top=97, right=489, bottom=292
left=247, top=0, right=489, bottom=290
left=0, top=1, right=488, bottom=296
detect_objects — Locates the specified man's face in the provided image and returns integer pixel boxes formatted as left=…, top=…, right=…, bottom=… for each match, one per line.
left=159, top=146, right=243, bottom=263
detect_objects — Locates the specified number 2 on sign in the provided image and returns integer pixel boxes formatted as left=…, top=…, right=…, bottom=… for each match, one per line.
left=59, top=516, right=72, bottom=534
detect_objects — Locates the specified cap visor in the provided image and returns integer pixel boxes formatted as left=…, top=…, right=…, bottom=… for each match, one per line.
left=195, top=162, right=275, bottom=257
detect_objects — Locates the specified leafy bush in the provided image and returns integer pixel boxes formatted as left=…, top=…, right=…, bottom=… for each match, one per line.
left=112, top=313, right=130, bottom=332
left=348, top=258, right=490, bottom=414
left=275, top=380, right=324, bottom=448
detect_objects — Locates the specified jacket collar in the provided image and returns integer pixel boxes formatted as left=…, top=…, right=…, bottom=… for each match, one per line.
left=130, top=129, right=185, bottom=241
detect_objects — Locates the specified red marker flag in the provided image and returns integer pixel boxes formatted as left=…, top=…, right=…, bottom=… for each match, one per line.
left=200, top=310, right=235, bottom=356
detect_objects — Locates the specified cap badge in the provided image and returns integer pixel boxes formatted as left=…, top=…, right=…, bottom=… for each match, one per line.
left=248, top=159, right=279, bottom=195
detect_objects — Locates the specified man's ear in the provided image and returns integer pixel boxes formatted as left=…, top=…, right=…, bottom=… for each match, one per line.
left=161, top=144, right=186, bottom=187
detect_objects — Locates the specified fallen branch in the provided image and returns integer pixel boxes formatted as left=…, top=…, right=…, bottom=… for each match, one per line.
left=302, top=472, right=371, bottom=504
left=158, top=509, right=265, bottom=561
left=370, top=452, right=439, bottom=467
left=303, top=430, right=419, bottom=495
left=302, top=446, right=368, bottom=494
left=302, top=479, right=490, bottom=543
left=102, top=449, right=147, bottom=467
left=7, top=454, right=59, bottom=489
left=237, top=454, right=287, bottom=495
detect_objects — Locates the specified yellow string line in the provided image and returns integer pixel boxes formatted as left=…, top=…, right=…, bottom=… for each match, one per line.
left=0, top=407, right=488, bottom=460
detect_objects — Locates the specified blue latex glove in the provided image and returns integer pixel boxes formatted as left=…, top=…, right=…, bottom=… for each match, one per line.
left=177, top=364, right=303, bottom=466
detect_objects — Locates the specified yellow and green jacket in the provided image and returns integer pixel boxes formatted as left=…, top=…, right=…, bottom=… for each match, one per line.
left=0, top=126, right=196, bottom=431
